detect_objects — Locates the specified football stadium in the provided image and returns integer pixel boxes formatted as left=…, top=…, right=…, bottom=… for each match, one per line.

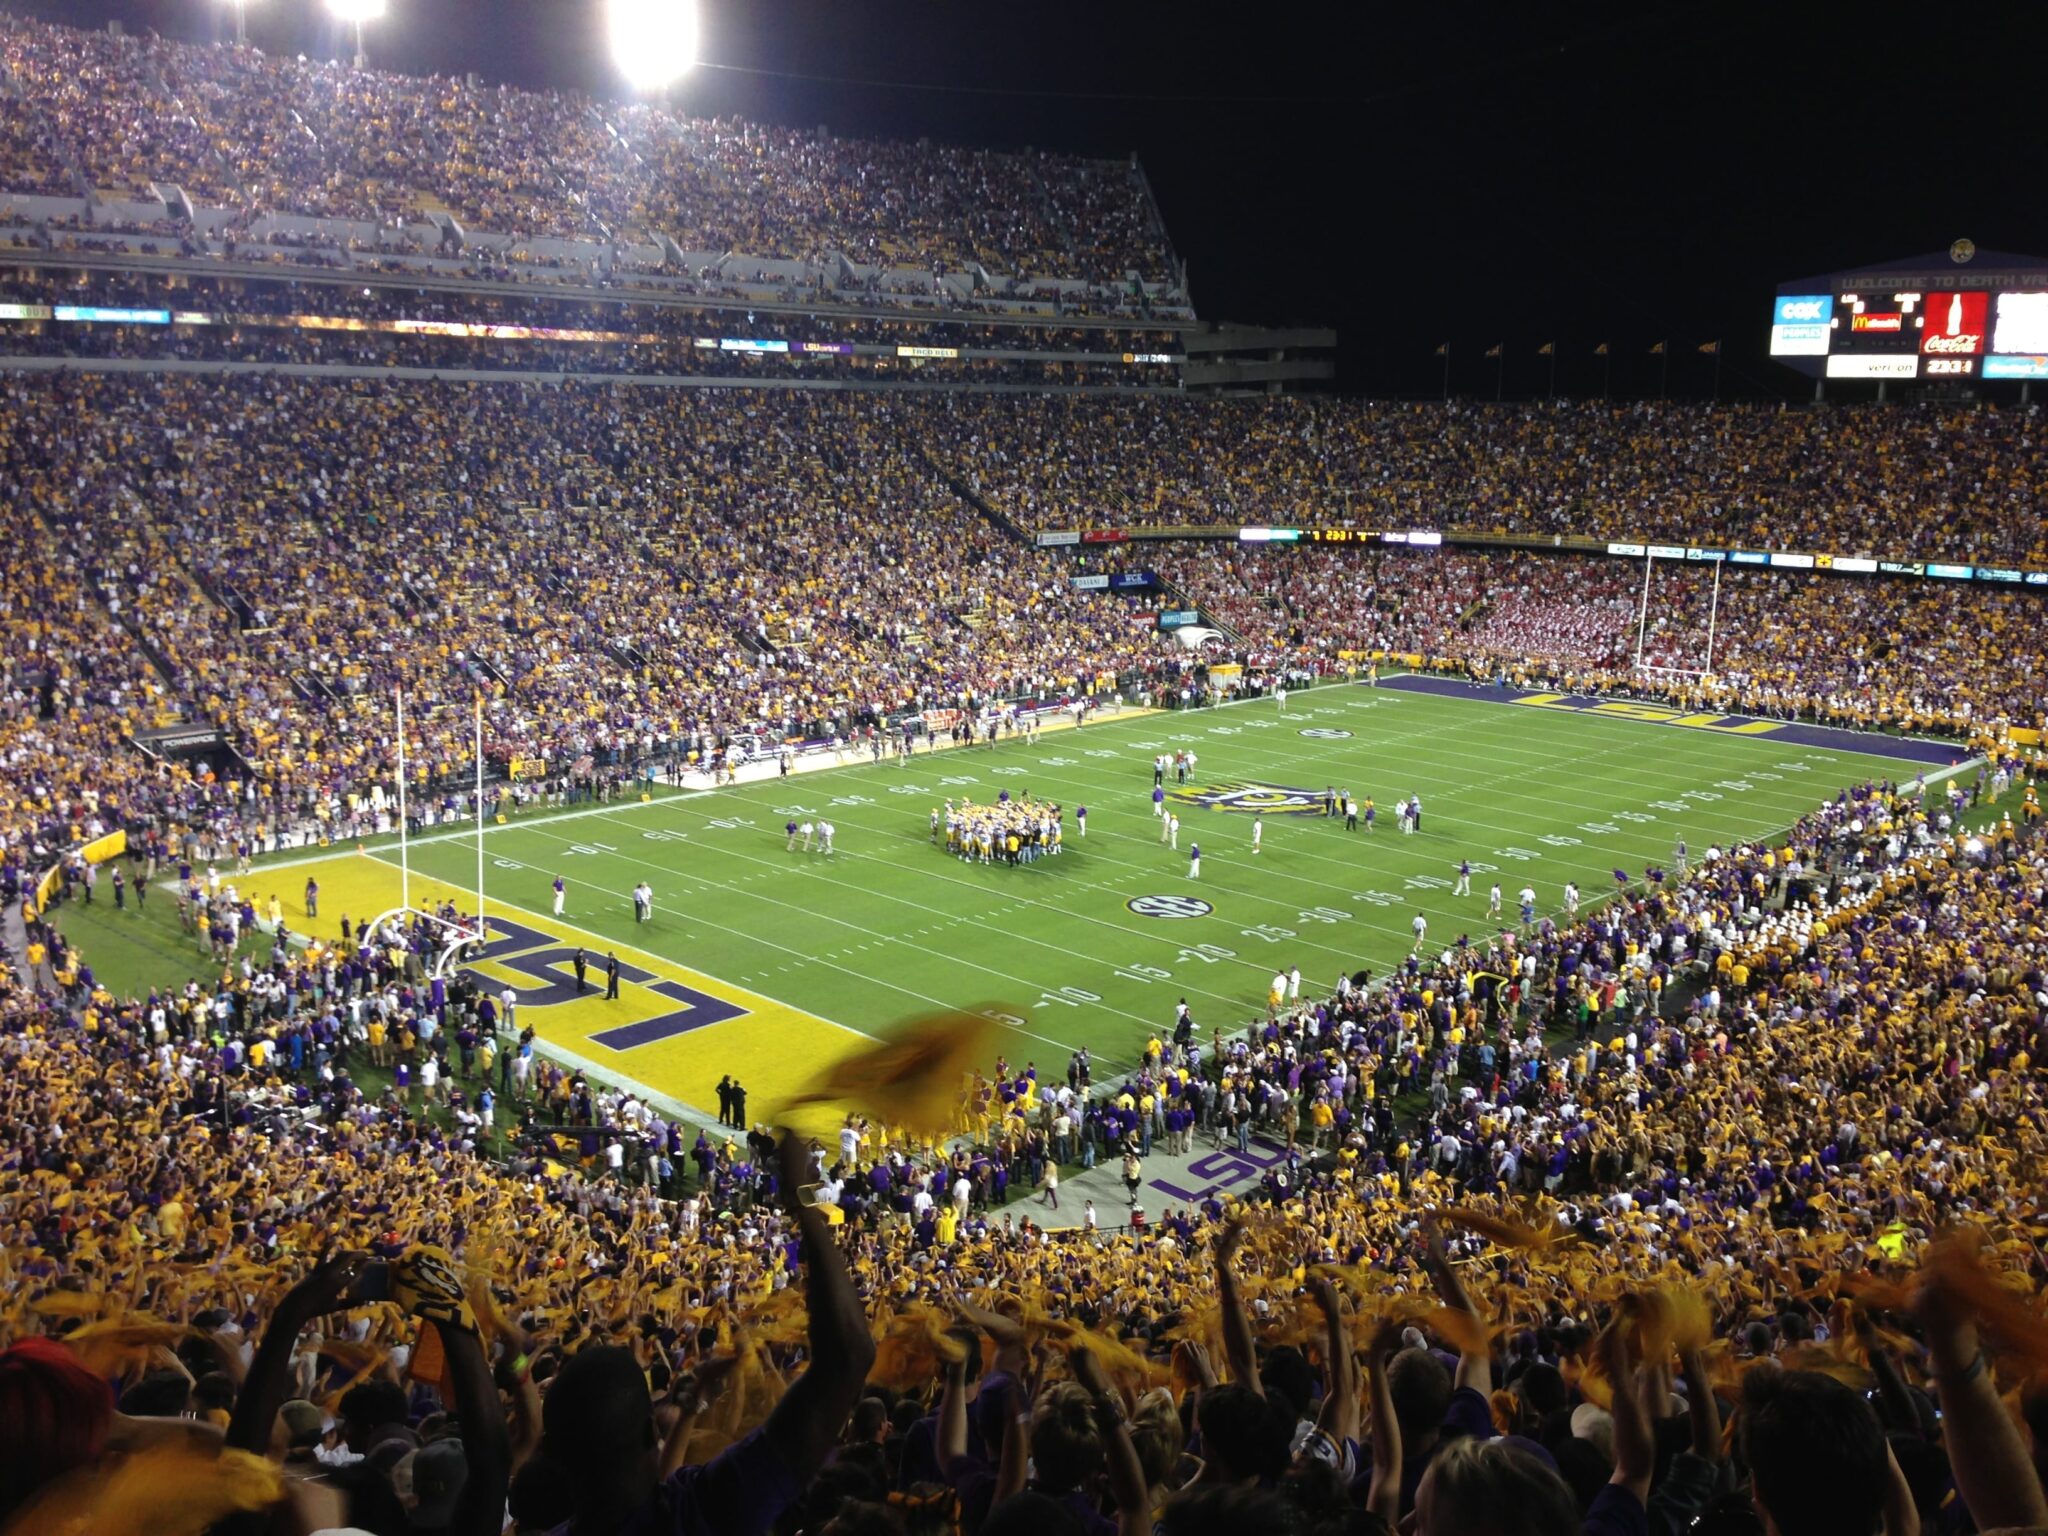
left=1, top=6, right=2045, bottom=1536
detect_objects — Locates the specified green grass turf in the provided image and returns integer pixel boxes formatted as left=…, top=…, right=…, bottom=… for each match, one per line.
left=52, top=883, right=238, bottom=1001
left=342, top=681, right=1939, bottom=1077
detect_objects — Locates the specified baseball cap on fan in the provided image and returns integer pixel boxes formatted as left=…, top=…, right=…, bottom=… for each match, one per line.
left=278, top=1398, right=327, bottom=1448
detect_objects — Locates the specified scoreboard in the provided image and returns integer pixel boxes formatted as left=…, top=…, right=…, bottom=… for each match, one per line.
left=1771, top=256, right=2048, bottom=382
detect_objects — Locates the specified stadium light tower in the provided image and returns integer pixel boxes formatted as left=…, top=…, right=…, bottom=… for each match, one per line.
left=217, top=0, right=256, bottom=47
left=327, top=0, right=387, bottom=70
left=607, top=0, right=698, bottom=93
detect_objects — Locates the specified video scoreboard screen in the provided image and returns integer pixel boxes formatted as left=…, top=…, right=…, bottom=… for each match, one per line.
left=1772, top=285, right=2048, bottom=381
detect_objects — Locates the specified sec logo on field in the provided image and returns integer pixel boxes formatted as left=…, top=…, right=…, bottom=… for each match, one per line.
left=1127, top=895, right=1214, bottom=919
left=1298, top=727, right=1354, bottom=739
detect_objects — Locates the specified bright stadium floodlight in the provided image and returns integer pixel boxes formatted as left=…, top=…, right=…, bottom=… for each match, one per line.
left=327, top=0, right=387, bottom=68
left=608, top=0, right=698, bottom=93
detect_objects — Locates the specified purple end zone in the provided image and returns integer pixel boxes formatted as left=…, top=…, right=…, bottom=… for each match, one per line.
left=1373, top=674, right=1965, bottom=766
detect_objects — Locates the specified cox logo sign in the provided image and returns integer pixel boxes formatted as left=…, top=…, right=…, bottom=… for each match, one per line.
left=1774, top=295, right=1830, bottom=325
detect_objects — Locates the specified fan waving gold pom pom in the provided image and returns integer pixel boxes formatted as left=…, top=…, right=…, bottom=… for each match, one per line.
left=788, top=1007, right=1007, bottom=1139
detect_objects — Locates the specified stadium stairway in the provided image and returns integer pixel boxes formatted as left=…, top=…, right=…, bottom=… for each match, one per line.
left=905, top=441, right=1035, bottom=547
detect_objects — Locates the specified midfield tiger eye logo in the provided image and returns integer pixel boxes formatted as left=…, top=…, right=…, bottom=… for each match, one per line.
left=1168, top=780, right=1328, bottom=815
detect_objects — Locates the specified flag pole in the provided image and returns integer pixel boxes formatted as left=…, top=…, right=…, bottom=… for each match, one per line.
left=395, top=687, right=411, bottom=914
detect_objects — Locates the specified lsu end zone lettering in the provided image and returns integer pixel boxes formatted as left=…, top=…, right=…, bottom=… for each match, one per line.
left=1511, top=693, right=1783, bottom=736
left=1168, top=779, right=1328, bottom=816
left=274, top=854, right=867, bottom=1128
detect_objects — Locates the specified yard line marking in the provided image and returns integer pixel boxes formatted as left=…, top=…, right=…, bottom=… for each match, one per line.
left=362, top=849, right=881, bottom=1042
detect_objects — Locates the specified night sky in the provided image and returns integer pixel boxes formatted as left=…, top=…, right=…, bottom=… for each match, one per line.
left=12, top=0, right=2048, bottom=398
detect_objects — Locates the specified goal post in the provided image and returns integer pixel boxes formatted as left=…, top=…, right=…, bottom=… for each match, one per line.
left=375, top=689, right=492, bottom=981
left=1629, top=549, right=1722, bottom=686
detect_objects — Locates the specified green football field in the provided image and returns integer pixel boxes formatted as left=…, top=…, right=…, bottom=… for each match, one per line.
left=318, top=679, right=1941, bottom=1109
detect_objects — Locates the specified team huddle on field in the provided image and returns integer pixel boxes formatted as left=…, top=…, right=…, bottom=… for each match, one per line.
left=937, top=793, right=1067, bottom=864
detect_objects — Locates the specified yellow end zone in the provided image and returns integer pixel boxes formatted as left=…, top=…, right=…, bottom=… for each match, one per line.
left=269, top=851, right=866, bottom=1133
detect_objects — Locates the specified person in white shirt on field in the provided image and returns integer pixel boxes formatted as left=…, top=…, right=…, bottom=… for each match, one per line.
left=818, top=820, right=836, bottom=854
left=1251, top=814, right=1264, bottom=855
left=799, top=820, right=815, bottom=852
left=1411, top=912, right=1428, bottom=951
left=1488, top=882, right=1502, bottom=919
left=1288, top=965, right=1302, bottom=1000
left=1268, top=971, right=1288, bottom=1019
left=1275, top=684, right=1288, bottom=713
left=1168, top=814, right=1180, bottom=850
left=1564, top=880, right=1581, bottom=917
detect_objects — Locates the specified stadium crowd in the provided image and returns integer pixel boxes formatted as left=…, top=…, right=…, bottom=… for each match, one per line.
left=0, top=14, right=1181, bottom=300
left=1147, top=545, right=2048, bottom=739
left=0, top=355, right=2042, bottom=873
left=2, top=758, right=2046, bottom=1535
left=0, top=370, right=1182, bottom=854
left=944, top=394, right=2048, bottom=567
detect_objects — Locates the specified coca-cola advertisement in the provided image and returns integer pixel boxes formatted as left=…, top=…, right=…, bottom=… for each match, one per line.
left=1921, top=291, right=1988, bottom=356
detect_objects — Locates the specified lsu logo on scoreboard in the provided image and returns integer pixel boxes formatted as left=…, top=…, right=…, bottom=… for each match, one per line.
left=1169, top=779, right=1329, bottom=815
